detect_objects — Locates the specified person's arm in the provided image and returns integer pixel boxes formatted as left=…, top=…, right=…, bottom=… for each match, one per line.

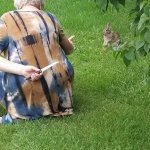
left=0, top=56, right=42, bottom=81
left=53, top=15, right=74, bottom=55
left=59, top=36, right=74, bottom=55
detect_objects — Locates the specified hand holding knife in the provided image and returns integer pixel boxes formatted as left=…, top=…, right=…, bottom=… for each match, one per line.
left=26, top=61, right=59, bottom=80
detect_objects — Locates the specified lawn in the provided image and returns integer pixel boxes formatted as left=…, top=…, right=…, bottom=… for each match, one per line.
left=0, top=0, right=150, bottom=150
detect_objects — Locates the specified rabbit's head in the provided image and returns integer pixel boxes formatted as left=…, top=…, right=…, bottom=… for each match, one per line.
left=103, top=23, right=112, bottom=36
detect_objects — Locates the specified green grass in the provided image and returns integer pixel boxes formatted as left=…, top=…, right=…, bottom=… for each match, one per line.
left=0, top=0, right=150, bottom=149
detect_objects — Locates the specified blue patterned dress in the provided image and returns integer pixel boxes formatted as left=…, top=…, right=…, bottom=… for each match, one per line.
left=0, top=10, right=74, bottom=122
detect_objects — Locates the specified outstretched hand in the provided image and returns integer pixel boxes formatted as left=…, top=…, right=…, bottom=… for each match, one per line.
left=22, top=65, right=43, bottom=81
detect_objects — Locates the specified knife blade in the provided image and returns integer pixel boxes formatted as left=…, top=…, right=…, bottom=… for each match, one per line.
left=41, top=61, right=59, bottom=72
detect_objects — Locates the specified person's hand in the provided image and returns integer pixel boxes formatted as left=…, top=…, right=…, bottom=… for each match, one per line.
left=21, top=65, right=43, bottom=81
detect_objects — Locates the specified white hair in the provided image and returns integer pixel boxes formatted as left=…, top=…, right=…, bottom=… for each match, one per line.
left=14, top=0, right=45, bottom=9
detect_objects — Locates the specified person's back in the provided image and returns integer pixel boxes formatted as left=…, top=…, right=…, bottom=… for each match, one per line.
left=0, top=0, right=74, bottom=123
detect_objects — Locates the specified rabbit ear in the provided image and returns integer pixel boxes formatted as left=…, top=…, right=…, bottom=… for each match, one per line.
left=107, top=23, right=111, bottom=29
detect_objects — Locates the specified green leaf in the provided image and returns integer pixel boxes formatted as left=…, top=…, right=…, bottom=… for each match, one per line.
left=135, top=40, right=145, bottom=50
left=124, top=47, right=136, bottom=61
left=95, top=0, right=108, bottom=11
left=110, top=0, right=119, bottom=11
left=118, top=0, right=125, bottom=6
left=137, top=46, right=147, bottom=56
left=140, top=1, right=147, bottom=10
left=144, top=3, right=150, bottom=16
left=123, top=56, right=131, bottom=66
left=138, top=13, right=149, bottom=30
left=139, top=26, right=148, bottom=35
left=144, top=43, right=150, bottom=53
left=144, top=31, right=150, bottom=43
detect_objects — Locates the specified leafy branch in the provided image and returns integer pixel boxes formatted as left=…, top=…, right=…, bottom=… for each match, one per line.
left=95, top=0, right=150, bottom=66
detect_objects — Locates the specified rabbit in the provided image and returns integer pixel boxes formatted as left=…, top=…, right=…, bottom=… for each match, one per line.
left=103, top=23, right=121, bottom=48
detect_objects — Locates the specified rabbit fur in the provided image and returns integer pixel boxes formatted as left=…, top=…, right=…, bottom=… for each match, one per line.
left=103, top=23, right=121, bottom=47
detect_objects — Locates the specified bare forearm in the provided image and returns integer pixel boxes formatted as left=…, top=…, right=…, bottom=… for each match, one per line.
left=0, top=56, right=42, bottom=81
left=0, top=56, right=24, bottom=75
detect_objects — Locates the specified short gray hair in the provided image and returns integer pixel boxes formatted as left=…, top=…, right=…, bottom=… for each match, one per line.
left=14, top=0, right=45, bottom=9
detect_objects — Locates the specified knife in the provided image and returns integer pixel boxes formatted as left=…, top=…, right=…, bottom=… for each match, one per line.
left=26, top=61, right=59, bottom=80
left=41, top=61, right=59, bottom=72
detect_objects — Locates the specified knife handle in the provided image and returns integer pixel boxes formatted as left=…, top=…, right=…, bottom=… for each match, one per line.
left=25, top=70, right=42, bottom=80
